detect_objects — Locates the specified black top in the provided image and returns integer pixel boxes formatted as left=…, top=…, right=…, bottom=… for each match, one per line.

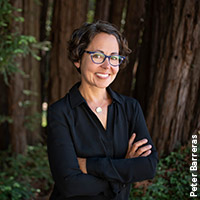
left=47, top=82, right=158, bottom=200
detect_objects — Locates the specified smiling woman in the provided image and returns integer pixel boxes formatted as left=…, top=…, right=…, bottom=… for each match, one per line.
left=75, top=33, right=120, bottom=93
left=47, top=21, right=158, bottom=200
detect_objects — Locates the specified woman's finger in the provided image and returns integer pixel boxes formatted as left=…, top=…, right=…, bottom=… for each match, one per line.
left=130, top=138, right=148, bottom=154
left=141, top=150, right=151, bottom=157
left=135, top=145, right=152, bottom=157
left=77, top=157, right=87, bottom=174
left=128, top=133, right=136, bottom=152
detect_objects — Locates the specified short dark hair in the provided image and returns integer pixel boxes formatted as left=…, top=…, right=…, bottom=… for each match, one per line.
left=67, top=20, right=131, bottom=73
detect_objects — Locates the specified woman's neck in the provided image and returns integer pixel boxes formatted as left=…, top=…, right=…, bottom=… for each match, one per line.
left=79, top=83, right=110, bottom=104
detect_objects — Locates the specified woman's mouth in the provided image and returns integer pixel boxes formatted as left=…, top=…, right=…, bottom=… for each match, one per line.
left=96, top=73, right=110, bottom=78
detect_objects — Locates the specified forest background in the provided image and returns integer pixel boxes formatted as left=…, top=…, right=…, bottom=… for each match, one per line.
left=0, top=0, right=200, bottom=199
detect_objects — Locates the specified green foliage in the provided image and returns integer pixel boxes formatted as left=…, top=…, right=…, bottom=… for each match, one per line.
left=129, top=144, right=200, bottom=200
left=24, top=112, right=42, bottom=132
left=0, top=115, right=13, bottom=124
left=0, top=1, right=50, bottom=133
left=0, top=0, right=38, bottom=84
left=0, top=175, right=34, bottom=200
left=87, top=0, right=96, bottom=23
left=0, top=144, right=53, bottom=200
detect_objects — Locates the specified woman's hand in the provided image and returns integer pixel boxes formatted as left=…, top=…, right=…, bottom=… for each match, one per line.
left=78, top=133, right=151, bottom=172
left=125, top=133, right=152, bottom=159
left=77, top=157, right=87, bottom=174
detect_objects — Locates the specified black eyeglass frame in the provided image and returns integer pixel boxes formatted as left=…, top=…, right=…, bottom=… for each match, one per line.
left=84, top=50, right=125, bottom=67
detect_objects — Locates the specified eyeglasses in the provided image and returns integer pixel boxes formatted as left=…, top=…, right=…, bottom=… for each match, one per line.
left=84, top=50, right=125, bottom=67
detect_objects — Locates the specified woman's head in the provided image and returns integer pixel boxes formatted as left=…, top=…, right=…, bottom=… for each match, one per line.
left=68, top=21, right=131, bottom=73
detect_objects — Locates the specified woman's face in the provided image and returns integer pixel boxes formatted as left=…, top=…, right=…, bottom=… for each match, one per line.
left=75, top=32, right=119, bottom=89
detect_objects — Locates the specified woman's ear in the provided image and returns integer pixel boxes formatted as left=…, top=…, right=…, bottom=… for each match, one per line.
left=74, top=62, right=80, bottom=69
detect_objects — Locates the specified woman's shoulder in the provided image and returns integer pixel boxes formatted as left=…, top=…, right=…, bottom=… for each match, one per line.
left=48, top=93, right=71, bottom=113
left=111, top=89, right=140, bottom=108
left=112, top=91, right=144, bottom=123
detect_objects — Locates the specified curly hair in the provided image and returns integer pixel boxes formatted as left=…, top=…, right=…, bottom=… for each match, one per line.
left=67, top=20, right=132, bottom=73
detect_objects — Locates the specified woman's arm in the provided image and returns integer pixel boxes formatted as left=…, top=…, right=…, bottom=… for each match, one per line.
left=86, top=149, right=157, bottom=184
left=81, top=101, right=158, bottom=184
left=78, top=133, right=152, bottom=173
left=47, top=106, right=113, bottom=198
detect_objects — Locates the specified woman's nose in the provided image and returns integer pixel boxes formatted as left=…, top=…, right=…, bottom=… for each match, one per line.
left=101, top=57, right=111, bottom=69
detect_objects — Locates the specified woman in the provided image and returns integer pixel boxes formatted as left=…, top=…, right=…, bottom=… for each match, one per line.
left=47, top=21, right=158, bottom=200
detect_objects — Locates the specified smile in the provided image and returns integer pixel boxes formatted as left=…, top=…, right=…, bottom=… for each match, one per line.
left=96, top=73, right=110, bottom=78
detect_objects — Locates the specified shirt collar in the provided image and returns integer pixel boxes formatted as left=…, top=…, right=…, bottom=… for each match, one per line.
left=69, top=82, right=86, bottom=108
left=106, top=86, right=123, bottom=104
left=69, top=82, right=123, bottom=109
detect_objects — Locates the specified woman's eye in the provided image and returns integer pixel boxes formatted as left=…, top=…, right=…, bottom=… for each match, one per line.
left=111, top=56, right=119, bottom=60
left=93, top=53, right=104, bottom=59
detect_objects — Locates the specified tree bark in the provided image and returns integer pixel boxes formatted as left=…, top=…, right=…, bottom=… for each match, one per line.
left=0, top=76, right=9, bottom=150
left=94, top=0, right=125, bottom=29
left=40, top=0, right=51, bottom=103
left=9, top=0, right=27, bottom=154
left=135, top=0, right=200, bottom=154
left=23, top=0, right=42, bottom=145
left=109, top=0, right=126, bottom=30
left=8, top=0, right=42, bottom=153
left=9, top=71, right=27, bottom=154
left=111, top=0, right=145, bottom=96
left=94, top=0, right=111, bottom=21
left=133, top=0, right=154, bottom=114
left=49, top=0, right=88, bottom=104
left=40, top=0, right=49, bottom=42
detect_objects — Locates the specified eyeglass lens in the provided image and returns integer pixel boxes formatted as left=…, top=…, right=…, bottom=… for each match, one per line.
left=91, top=52, right=122, bottom=66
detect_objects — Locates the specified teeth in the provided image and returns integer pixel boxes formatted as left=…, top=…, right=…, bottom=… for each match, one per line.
left=96, top=73, right=109, bottom=78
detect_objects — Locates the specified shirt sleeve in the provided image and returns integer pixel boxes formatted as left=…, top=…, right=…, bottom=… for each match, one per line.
left=86, top=100, right=158, bottom=184
left=47, top=105, right=114, bottom=199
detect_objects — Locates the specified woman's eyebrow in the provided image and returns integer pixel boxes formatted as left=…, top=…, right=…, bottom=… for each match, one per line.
left=95, top=49, right=119, bottom=55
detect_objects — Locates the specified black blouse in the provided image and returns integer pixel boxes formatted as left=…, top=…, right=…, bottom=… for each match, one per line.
left=47, top=82, right=158, bottom=200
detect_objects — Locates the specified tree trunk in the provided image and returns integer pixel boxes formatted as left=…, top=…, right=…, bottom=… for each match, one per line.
left=49, top=0, right=88, bottom=104
left=94, top=0, right=125, bottom=29
left=9, top=71, right=27, bottom=154
left=94, top=0, right=111, bottom=21
left=111, top=0, right=145, bottom=96
left=133, top=0, right=154, bottom=114
left=40, top=0, right=49, bottom=42
left=9, top=0, right=27, bottom=154
left=109, top=0, right=126, bottom=30
left=23, top=0, right=42, bottom=145
left=40, top=0, right=51, bottom=103
left=8, top=0, right=42, bottom=153
left=0, top=76, right=9, bottom=150
left=135, top=0, right=200, bottom=155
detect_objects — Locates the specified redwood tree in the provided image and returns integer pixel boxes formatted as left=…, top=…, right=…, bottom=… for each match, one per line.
left=135, top=0, right=200, bottom=154
left=94, top=0, right=126, bottom=29
left=23, top=0, right=42, bottom=145
left=7, top=0, right=42, bottom=153
left=49, top=0, right=89, bottom=104
left=111, top=0, right=146, bottom=95
left=94, top=0, right=111, bottom=21
left=9, top=0, right=27, bottom=154
left=108, top=0, right=126, bottom=29
left=0, top=76, right=9, bottom=150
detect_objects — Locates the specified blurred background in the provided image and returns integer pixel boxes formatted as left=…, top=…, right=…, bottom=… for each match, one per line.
left=0, top=0, right=199, bottom=199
